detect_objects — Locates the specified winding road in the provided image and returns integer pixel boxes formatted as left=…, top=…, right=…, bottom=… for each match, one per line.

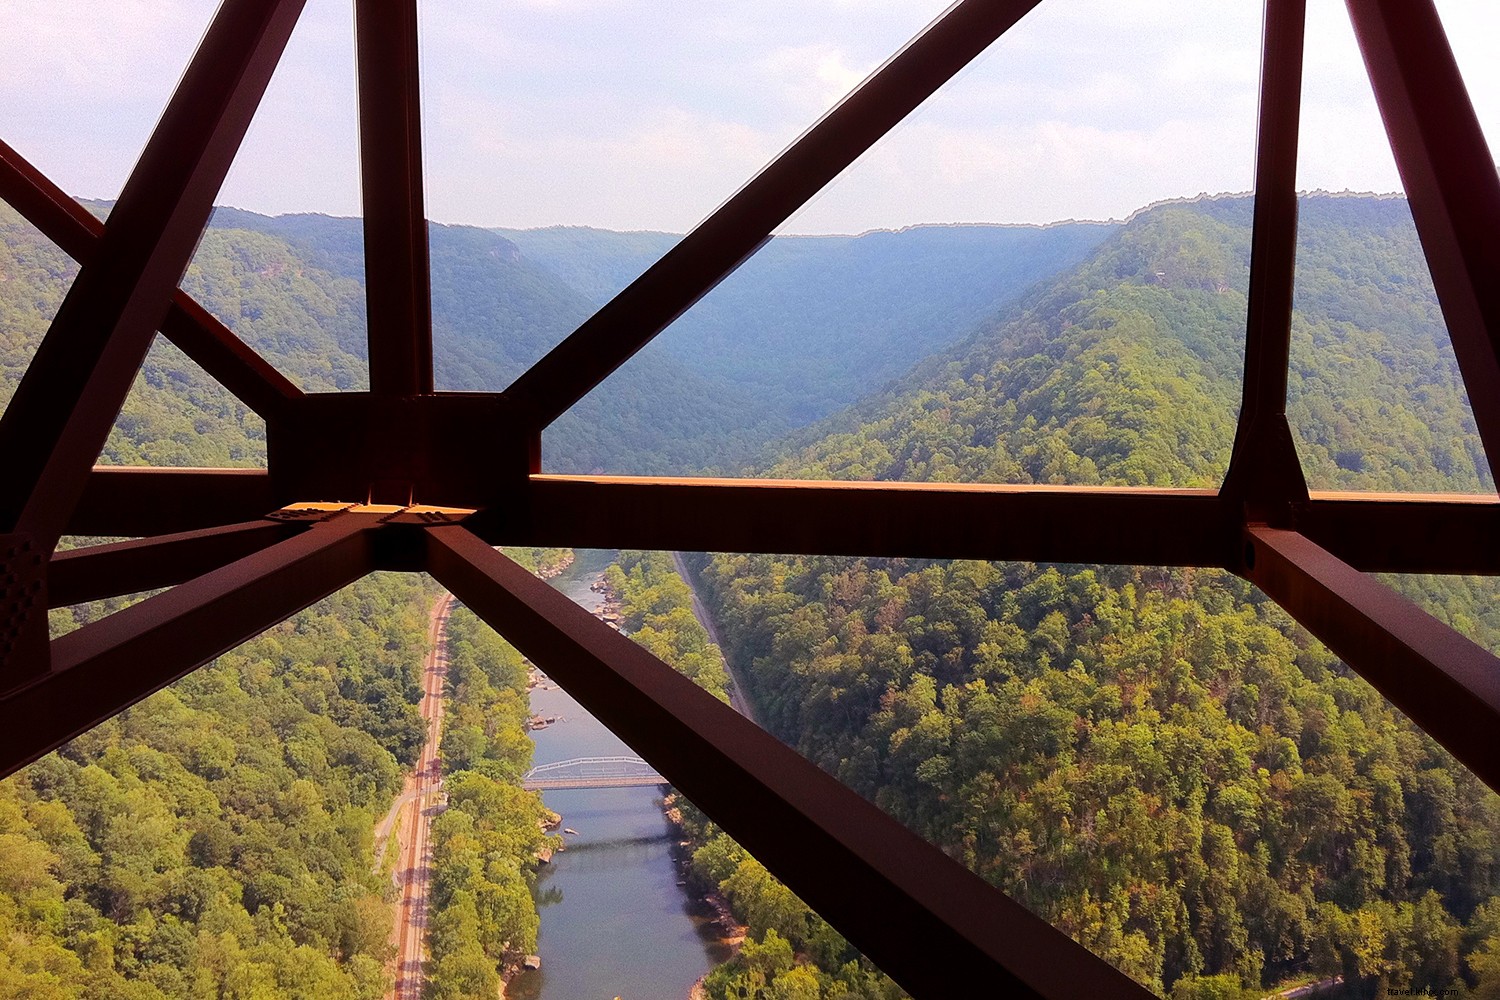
left=380, top=591, right=454, bottom=1000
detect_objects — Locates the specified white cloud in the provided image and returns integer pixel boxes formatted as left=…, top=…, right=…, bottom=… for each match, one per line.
left=3, top=1, right=1495, bottom=231
left=759, top=44, right=873, bottom=118
left=0, top=0, right=216, bottom=199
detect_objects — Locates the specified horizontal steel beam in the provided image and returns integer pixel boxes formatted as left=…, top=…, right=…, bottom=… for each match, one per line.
left=487, top=477, right=1500, bottom=575
left=48, top=519, right=299, bottom=607
left=424, top=527, right=1152, bottom=999
left=1, top=513, right=373, bottom=776
left=1243, top=526, right=1500, bottom=790
left=67, top=470, right=1490, bottom=574
left=1299, top=491, right=1500, bottom=574
left=500, top=475, right=1238, bottom=566
left=70, top=467, right=282, bottom=537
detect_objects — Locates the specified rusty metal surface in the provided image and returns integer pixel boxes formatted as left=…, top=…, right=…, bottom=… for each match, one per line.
left=1298, top=491, right=1500, bottom=574
left=424, top=527, right=1156, bottom=1000
left=0, top=535, right=47, bottom=678
left=355, top=0, right=433, bottom=396
left=70, top=468, right=282, bottom=538
left=1244, top=525, right=1500, bottom=789
left=1348, top=0, right=1500, bottom=468
left=267, top=393, right=532, bottom=508
left=47, top=520, right=301, bottom=607
left=506, top=474, right=1237, bottom=566
left=1222, top=0, right=1310, bottom=515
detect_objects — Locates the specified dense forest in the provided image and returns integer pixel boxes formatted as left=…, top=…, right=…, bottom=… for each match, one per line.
left=769, top=195, right=1489, bottom=492
left=3, top=574, right=433, bottom=999
left=682, top=194, right=1500, bottom=997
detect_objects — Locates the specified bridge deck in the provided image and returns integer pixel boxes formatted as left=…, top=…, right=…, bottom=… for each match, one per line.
left=521, top=756, right=666, bottom=791
left=523, top=775, right=668, bottom=791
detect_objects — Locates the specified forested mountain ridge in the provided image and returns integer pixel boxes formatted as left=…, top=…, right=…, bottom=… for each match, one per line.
left=498, top=220, right=1114, bottom=428
left=5, top=201, right=1108, bottom=477
left=687, top=194, right=1500, bottom=999
left=205, top=207, right=781, bottom=475
left=767, top=194, right=1490, bottom=493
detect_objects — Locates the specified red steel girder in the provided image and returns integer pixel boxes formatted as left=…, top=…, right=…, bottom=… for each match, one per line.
left=70, top=467, right=282, bottom=538
left=157, top=289, right=302, bottom=424
left=501, top=475, right=1239, bottom=566
left=504, top=0, right=1045, bottom=429
left=1298, top=491, right=1500, bottom=575
left=1223, top=0, right=1309, bottom=511
left=63, top=473, right=1500, bottom=577
left=496, top=475, right=1500, bottom=575
left=1347, top=0, right=1500, bottom=471
left=355, top=0, right=434, bottom=396
left=266, top=393, right=533, bottom=509
left=1244, top=526, right=1500, bottom=790
left=0, top=137, right=101, bottom=262
left=0, top=134, right=302, bottom=424
left=424, top=528, right=1154, bottom=1000
left=0, top=512, right=373, bottom=776
left=0, top=0, right=305, bottom=552
left=48, top=520, right=302, bottom=607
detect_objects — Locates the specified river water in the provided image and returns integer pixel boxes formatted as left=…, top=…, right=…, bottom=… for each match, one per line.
left=507, top=550, right=729, bottom=1000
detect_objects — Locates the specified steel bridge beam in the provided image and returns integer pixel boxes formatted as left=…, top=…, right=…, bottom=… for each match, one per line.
left=503, top=475, right=1237, bottom=567
left=69, top=468, right=283, bottom=538
left=0, top=513, right=373, bottom=776
left=485, top=475, right=1500, bottom=576
left=1244, top=526, right=1500, bottom=789
left=3, top=2, right=1500, bottom=997
left=0, top=0, right=304, bottom=683
left=0, top=0, right=303, bottom=545
left=1348, top=0, right=1500, bottom=470
left=425, top=526, right=1153, bottom=1000
left=1222, top=0, right=1309, bottom=512
left=0, top=140, right=303, bottom=424
left=48, top=520, right=303, bottom=607
left=355, top=0, right=433, bottom=396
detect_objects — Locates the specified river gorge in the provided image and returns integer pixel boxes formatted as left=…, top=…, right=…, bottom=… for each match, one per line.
left=507, top=550, right=732, bottom=1000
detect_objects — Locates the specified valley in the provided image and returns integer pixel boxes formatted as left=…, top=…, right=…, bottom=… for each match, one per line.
left=2, top=191, right=1498, bottom=1000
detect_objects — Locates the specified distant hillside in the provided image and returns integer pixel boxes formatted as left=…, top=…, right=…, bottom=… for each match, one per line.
left=499, top=221, right=1115, bottom=427
left=204, top=208, right=777, bottom=474
left=768, top=194, right=1490, bottom=493
left=3, top=204, right=1107, bottom=477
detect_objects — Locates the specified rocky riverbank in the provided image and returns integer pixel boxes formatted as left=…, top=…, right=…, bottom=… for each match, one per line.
left=663, top=792, right=748, bottom=1000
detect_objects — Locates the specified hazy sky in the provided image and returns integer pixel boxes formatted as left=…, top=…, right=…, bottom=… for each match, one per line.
left=2, top=1, right=1496, bottom=234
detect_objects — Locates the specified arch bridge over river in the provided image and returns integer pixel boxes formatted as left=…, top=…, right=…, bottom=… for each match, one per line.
left=521, top=756, right=667, bottom=791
